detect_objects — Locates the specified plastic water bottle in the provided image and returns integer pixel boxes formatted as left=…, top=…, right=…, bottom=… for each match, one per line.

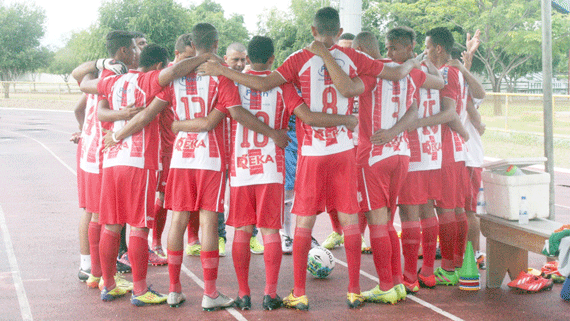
left=519, top=196, right=529, bottom=224
left=476, top=187, right=486, bottom=214
left=506, top=165, right=525, bottom=176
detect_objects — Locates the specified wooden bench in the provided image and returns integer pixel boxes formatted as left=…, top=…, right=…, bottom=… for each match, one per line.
left=477, top=214, right=563, bottom=288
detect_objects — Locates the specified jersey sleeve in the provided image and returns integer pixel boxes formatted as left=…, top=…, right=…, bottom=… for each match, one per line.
left=410, top=68, right=427, bottom=89
left=96, top=74, right=116, bottom=99
left=156, top=83, right=173, bottom=103
left=359, top=75, right=378, bottom=93
left=281, top=83, right=304, bottom=113
left=439, top=66, right=459, bottom=101
left=276, top=51, right=306, bottom=83
left=351, top=50, right=384, bottom=76
left=216, top=76, right=241, bottom=114
left=144, top=70, right=166, bottom=99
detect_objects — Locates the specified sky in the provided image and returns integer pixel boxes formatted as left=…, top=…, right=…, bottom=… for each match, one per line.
left=13, top=0, right=291, bottom=48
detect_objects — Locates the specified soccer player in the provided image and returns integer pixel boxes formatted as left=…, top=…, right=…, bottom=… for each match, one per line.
left=133, top=31, right=148, bottom=50
left=198, top=7, right=419, bottom=310
left=338, top=32, right=355, bottom=48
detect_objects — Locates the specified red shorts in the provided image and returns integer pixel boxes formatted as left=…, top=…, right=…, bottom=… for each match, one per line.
left=76, top=140, right=85, bottom=209
left=80, top=171, right=102, bottom=214
left=398, top=170, right=442, bottom=205
left=292, top=149, right=360, bottom=216
left=435, top=161, right=466, bottom=210
left=165, top=168, right=225, bottom=213
left=358, top=155, right=409, bottom=216
left=465, top=167, right=482, bottom=212
left=99, top=166, right=157, bottom=228
left=156, top=155, right=171, bottom=194
left=227, top=183, right=284, bottom=229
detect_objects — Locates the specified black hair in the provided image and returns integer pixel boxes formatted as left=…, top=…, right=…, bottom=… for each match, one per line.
left=247, top=36, right=274, bottom=64
left=106, top=30, right=134, bottom=57
left=139, top=44, right=168, bottom=68
left=426, top=27, right=454, bottom=53
left=386, top=26, right=415, bottom=46
left=132, top=31, right=146, bottom=39
left=191, top=23, right=218, bottom=50
left=313, top=7, right=340, bottom=37
left=340, top=33, right=355, bottom=40
left=175, top=33, right=192, bottom=53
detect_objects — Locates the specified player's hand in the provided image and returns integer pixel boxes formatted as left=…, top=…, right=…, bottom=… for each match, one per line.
left=120, top=103, right=142, bottom=120
left=96, top=58, right=128, bottom=75
left=459, top=128, right=470, bottom=142
left=461, top=51, right=473, bottom=70
left=69, top=132, right=81, bottom=144
left=406, top=57, right=421, bottom=70
left=101, top=128, right=119, bottom=151
left=197, top=59, right=224, bottom=77
left=345, top=115, right=358, bottom=132
left=476, top=122, right=486, bottom=136
left=270, top=129, right=291, bottom=149
left=370, top=128, right=395, bottom=146
left=306, top=41, right=328, bottom=57
left=466, top=29, right=481, bottom=55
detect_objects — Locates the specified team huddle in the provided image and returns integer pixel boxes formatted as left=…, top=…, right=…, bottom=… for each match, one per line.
left=71, top=7, right=486, bottom=312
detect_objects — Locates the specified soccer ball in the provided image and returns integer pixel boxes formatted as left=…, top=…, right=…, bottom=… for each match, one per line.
left=307, top=246, right=335, bottom=278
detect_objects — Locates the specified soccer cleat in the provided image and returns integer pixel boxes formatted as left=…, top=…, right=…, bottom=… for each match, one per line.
left=131, top=287, right=167, bottom=306
left=311, top=237, right=320, bottom=249
left=98, top=273, right=133, bottom=292
left=346, top=292, right=365, bottom=309
left=234, top=295, right=251, bottom=310
left=101, top=286, right=128, bottom=302
left=117, top=253, right=132, bottom=273
left=262, top=294, right=282, bottom=310
left=151, top=246, right=167, bottom=259
left=403, top=279, right=420, bottom=294
left=78, top=268, right=91, bottom=282
left=218, top=237, right=226, bottom=257
left=515, top=276, right=554, bottom=293
left=250, top=236, right=264, bottom=254
left=507, top=271, right=535, bottom=289
left=394, top=283, right=407, bottom=301
left=86, top=275, right=101, bottom=289
left=322, top=232, right=344, bottom=250
left=283, top=291, right=309, bottom=311
left=167, top=292, right=186, bottom=307
left=418, top=273, right=437, bottom=288
left=282, top=235, right=293, bottom=254
left=185, top=243, right=202, bottom=256
left=541, top=261, right=566, bottom=283
left=148, top=249, right=168, bottom=266
left=476, top=251, right=486, bottom=270
left=361, top=235, right=372, bottom=254
left=202, top=292, right=234, bottom=311
left=434, top=267, right=459, bottom=286
left=362, top=285, right=398, bottom=304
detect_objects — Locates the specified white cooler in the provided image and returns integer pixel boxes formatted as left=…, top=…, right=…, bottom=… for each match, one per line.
left=481, top=157, right=550, bottom=221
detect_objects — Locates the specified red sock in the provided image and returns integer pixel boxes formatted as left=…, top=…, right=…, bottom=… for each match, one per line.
left=358, top=212, right=367, bottom=235
left=99, top=228, right=120, bottom=290
left=88, top=222, right=102, bottom=278
left=152, top=200, right=167, bottom=249
left=293, top=227, right=312, bottom=297
left=232, top=230, right=252, bottom=297
left=419, top=216, right=439, bottom=276
left=328, top=210, right=343, bottom=235
left=262, top=233, right=282, bottom=298
left=401, top=220, right=421, bottom=283
left=369, top=224, right=392, bottom=291
left=438, top=211, right=457, bottom=271
left=388, top=222, right=403, bottom=285
left=454, top=211, right=468, bottom=268
left=168, top=250, right=183, bottom=293
left=201, top=250, right=219, bottom=297
left=343, top=224, right=361, bottom=294
left=187, top=213, right=200, bottom=245
left=129, top=229, right=149, bottom=295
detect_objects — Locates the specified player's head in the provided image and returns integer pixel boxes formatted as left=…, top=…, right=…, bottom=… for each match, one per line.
left=425, top=27, right=454, bottom=64
left=132, top=31, right=148, bottom=50
left=105, top=30, right=137, bottom=67
left=224, top=42, right=247, bottom=72
left=174, top=33, right=195, bottom=63
left=139, top=44, right=169, bottom=71
left=338, top=33, right=355, bottom=48
left=191, top=23, right=219, bottom=54
left=312, top=7, right=342, bottom=40
left=352, top=31, right=381, bottom=60
left=385, top=26, right=416, bottom=63
left=247, top=36, right=275, bottom=70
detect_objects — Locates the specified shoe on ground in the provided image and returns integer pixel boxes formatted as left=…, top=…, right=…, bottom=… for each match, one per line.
left=218, top=237, right=226, bottom=257
left=234, top=295, right=251, bottom=310
left=185, top=242, right=202, bottom=256
left=148, top=249, right=168, bottom=266
left=394, top=283, right=407, bottom=301
left=346, top=292, right=364, bottom=309
left=250, top=236, right=264, bottom=254
left=262, top=294, right=282, bottom=310
left=98, top=273, right=133, bottom=292
left=151, top=246, right=167, bottom=259
left=476, top=251, right=486, bottom=270
left=283, top=291, right=309, bottom=310
left=434, top=267, right=459, bottom=286
left=403, top=279, right=420, bottom=294
left=418, top=273, right=437, bottom=288
left=310, top=237, right=320, bottom=249
left=117, top=253, right=132, bottom=273
left=361, top=235, right=372, bottom=254
left=131, top=287, right=167, bottom=306
left=101, top=286, right=128, bottom=302
left=78, top=268, right=91, bottom=282
left=361, top=285, right=398, bottom=304
left=86, top=275, right=101, bottom=289
left=282, top=235, right=293, bottom=255
left=507, top=271, right=537, bottom=289
left=510, top=274, right=554, bottom=293
left=167, top=292, right=186, bottom=307
left=202, top=291, right=234, bottom=311
left=541, top=261, right=566, bottom=283
left=322, top=232, right=344, bottom=250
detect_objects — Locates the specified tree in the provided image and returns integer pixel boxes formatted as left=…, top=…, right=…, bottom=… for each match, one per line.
left=47, top=48, right=78, bottom=93
left=0, top=2, right=49, bottom=98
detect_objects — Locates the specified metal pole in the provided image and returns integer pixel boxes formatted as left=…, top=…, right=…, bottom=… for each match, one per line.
left=542, top=0, right=555, bottom=220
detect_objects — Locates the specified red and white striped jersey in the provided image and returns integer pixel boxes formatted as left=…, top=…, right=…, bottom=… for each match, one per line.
left=229, top=70, right=301, bottom=187
left=277, top=45, right=384, bottom=157
left=357, top=60, right=425, bottom=167
left=439, top=65, right=468, bottom=164
left=97, top=70, right=165, bottom=170
left=408, top=64, right=443, bottom=172
left=157, top=72, right=240, bottom=172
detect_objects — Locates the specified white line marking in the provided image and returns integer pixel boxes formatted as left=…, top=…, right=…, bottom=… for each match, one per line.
left=0, top=107, right=74, bottom=113
left=181, top=265, right=247, bottom=321
left=0, top=205, right=33, bottom=321
left=11, top=131, right=76, bottom=176
left=556, top=204, right=570, bottom=210
left=334, top=258, right=464, bottom=321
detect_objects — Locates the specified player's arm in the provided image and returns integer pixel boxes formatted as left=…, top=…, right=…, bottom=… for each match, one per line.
left=377, top=58, right=420, bottom=82
left=102, top=97, right=169, bottom=148
left=70, top=94, right=87, bottom=143
left=97, top=99, right=143, bottom=123
left=293, top=103, right=358, bottom=131
left=228, top=106, right=290, bottom=149
left=72, top=59, right=128, bottom=84
left=171, top=109, right=226, bottom=133
left=197, top=61, right=286, bottom=92
left=157, top=53, right=221, bottom=87
left=371, top=100, right=418, bottom=145
left=414, top=97, right=456, bottom=128
left=79, top=73, right=100, bottom=95
left=421, top=59, right=444, bottom=90
left=447, top=59, right=485, bottom=100
left=466, top=99, right=485, bottom=136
